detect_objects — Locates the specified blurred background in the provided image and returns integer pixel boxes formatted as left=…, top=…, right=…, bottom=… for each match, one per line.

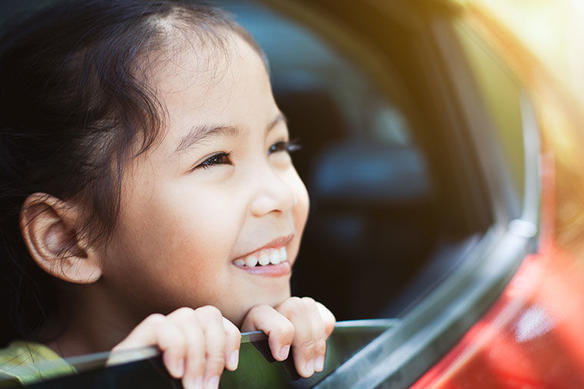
left=474, top=0, right=584, bottom=106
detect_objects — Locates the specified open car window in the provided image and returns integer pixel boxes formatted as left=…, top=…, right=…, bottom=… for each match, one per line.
left=0, top=0, right=540, bottom=388
left=215, top=0, right=492, bottom=321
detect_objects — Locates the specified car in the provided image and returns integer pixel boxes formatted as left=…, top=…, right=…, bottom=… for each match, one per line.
left=2, top=0, right=584, bottom=387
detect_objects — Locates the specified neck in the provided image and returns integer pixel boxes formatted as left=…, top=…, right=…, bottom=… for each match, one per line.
left=44, top=284, right=144, bottom=358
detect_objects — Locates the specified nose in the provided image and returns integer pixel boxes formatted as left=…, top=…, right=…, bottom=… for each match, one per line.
left=249, top=165, right=296, bottom=217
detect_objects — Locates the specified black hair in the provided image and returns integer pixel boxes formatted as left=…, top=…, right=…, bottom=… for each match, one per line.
left=0, top=0, right=263, bottom=346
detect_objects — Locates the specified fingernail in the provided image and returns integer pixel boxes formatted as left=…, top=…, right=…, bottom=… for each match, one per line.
left=173, top=358, right=184, bottom=377
left=315, top=356, right=325, bottom=372
left=305, top=359, right=314, bottom=376
left=227, top=350, right=239, bottom=370
left=205, top=376, right=219, bottom=389
left=279, top=345, right=290, bottom=360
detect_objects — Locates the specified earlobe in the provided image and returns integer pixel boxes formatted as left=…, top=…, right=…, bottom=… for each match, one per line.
left=20, top=193, right=102, bottom=284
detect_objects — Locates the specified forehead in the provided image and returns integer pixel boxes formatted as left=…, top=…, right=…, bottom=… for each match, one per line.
left=136, top=28, right=274, bottom=156
left=148, top=29, right=269, bottom=115
left=146, top=27, right=265, bottom=97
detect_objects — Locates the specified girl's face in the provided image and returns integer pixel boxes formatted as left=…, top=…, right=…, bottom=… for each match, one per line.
left=98, top=32, right=309, bottom=326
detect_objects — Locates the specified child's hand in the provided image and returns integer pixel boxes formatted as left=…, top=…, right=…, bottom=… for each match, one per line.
left=109, top=306, right=240, bottom=389
left=241, top=297, right=336, bottom=378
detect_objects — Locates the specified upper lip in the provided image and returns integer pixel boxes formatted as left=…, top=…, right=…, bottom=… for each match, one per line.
left=235, top=234, right=294, bottom=260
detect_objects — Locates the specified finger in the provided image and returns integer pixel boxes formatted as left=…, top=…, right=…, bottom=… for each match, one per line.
left=111, top=314, right=186, bottom=379
left=241, top=304, right=294, bottom=362
left=316, top=302, right=336, bottom=338
left=195, top=306, right=227, bottom=389
left=277, top=297, right=325, bottom=377
left=167, top=308, right=206, bottom=389
left=304, top=298, right=327, bottom=372
left=222, top=317, right=241, bottom=371
left=315, top=302, right=336, bottom=372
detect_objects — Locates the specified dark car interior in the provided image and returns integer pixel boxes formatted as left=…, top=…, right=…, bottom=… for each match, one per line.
left=215, top=0, right=492, bottom=320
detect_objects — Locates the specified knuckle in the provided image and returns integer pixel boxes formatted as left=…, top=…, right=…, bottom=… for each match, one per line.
left=316, top=339, right=327, bottom=354
left=223, top=318, right=241, bottom=338
left=176, top=307, right=197, bottom=322
left=249, top=304, right=270, bottom=316
left=206, top=353, right=225, bottom=371
left=185, top=353, right=205, bottom=375
left=301, top=296, right=316, bottom=306
left=287, top=296, right=302, bottom=306
left=317, top=302, right=336, bottom=324
left=144, top=313, right=166, bottom=328
left=171, top=307, right=197, bottom=322
left=230, top=328, right=242, bottom=344
left=175, top=307, right=196, bottom=316
left=207, top=351, right=225, bottom=369
left=278, top=320, right=295, bottom=338
left=279, top=298, right=302, bottom=316
left=301, top=338, right=316, bottom=351
left=327, top=309, right=337, bottom=323
left=197, top=305, right=222, bottom=319
left=324, top=310, right=336, bottom=325
left=324, top=320, right=335, bottom=336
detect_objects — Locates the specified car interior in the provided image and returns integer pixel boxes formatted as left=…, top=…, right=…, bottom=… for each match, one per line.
left=215, top=0, right=493, bottom=320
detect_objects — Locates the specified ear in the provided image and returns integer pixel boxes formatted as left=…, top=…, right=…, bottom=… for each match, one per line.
left=20, top=193, right=102, bottom=284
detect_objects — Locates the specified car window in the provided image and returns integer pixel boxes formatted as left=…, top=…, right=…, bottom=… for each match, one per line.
left=211, top=2, right=537, bottom=388
left=453, top=23, right=527, bottom=219
left=0, top=1, right=538, bottom=388
left=213, top=0, right=491, bottom=321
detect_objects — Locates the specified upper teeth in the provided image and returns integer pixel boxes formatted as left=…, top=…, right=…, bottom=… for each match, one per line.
left=235, top=247, right=287, bottom=267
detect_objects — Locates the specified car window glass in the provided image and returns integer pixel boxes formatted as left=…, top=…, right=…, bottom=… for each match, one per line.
left=454, top=23, right=526, bottom=215
left=214, top=0, right=490, bottom=321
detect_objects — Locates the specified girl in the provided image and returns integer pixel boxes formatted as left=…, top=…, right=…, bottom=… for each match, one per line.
left=0, top=0, right=335, bottom=388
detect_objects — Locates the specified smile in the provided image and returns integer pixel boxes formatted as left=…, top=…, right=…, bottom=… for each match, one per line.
left=232, top=235, right=294, bottom=276
left=234, top=247, right=288, bottom=267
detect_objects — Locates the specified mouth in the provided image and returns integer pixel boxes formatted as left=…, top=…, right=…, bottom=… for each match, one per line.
left=232, top=235, right=294, bottom=277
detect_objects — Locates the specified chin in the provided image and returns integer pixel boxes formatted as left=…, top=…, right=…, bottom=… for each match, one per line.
left=252, top=286, right=291, bottom=308
left=229, top=288, right=291, bottom=327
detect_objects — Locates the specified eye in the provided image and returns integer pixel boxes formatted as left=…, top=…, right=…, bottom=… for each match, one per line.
left=195, top=152, right=232, bottom=170
left=268, top=139, right=301, bottom=155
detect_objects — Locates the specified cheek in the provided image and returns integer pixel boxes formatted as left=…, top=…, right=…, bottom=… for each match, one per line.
left=289, top=169, right=310, bottom=234
left=137, top=185, right=241, bottom=260
left=104, top=180, right=244, bottom=297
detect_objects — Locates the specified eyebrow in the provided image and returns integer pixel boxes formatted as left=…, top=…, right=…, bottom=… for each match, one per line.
left=175, top=113, right=287, bottom=153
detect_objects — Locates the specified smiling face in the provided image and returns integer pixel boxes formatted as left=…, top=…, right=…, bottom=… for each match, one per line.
left=95, top=30, right=309, bottom=326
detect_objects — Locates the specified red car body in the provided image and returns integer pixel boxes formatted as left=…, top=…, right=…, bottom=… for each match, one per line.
left=414, top=157, right=584, bottom=387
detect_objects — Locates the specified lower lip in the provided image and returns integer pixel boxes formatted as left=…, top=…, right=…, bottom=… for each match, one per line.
left=233, top=261, right=292, bottom=277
